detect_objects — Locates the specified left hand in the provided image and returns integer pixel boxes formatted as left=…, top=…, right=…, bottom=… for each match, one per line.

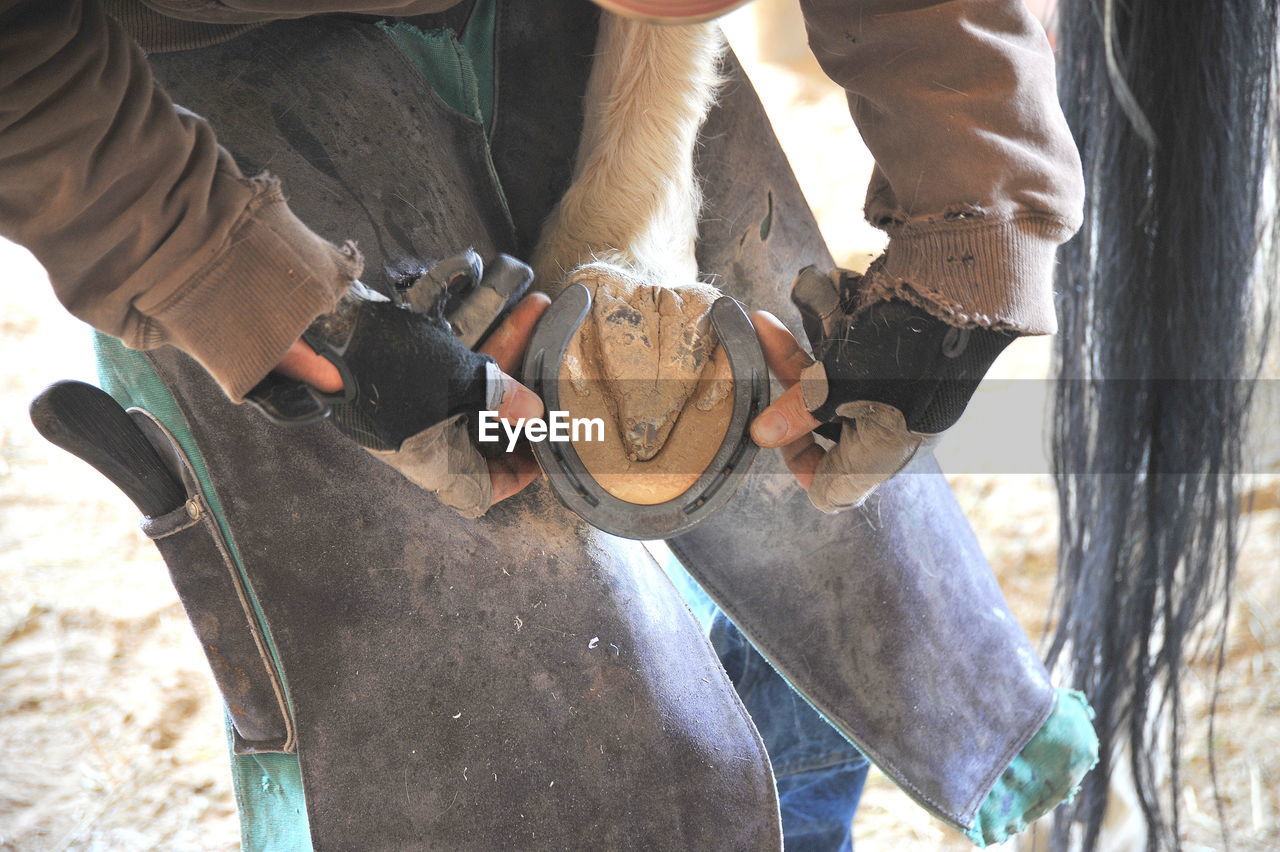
left=253, top=252, right=549, bottom=516
left=749, top=266, right=1016, bottom=513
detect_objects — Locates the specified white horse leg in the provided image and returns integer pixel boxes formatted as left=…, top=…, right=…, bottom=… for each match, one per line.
left=533, top=14, right=722, bottom=289
left=533, top=16, right=730, bottom=475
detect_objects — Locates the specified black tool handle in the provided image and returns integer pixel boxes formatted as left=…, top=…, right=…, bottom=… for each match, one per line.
left=29, top=381, right=187, bottom=518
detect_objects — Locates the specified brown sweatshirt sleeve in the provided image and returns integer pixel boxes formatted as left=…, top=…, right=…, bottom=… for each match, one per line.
left=0, top=0, right=362, bottom=400
left=800, top=0, right=1084, bottom=334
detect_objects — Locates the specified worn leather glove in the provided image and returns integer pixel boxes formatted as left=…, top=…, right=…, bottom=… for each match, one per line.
left=247, top=251, right=547, bottom=517
left=750, top=265, right=1016, bottom=513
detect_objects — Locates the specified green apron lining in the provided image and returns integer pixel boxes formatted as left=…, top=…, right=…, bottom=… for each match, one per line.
left=965, top=689, right=1100, bottom=847
left=227, top=714, right=313, bottom=852
left=377, top=1, right=497, bottom=135
left=378, top=5, right=513, bottom=230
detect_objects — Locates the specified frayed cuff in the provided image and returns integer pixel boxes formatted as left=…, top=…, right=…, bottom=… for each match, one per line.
left=861, top=213, right=1072, bottom=335
left=123, top=175, right=363, bottom=401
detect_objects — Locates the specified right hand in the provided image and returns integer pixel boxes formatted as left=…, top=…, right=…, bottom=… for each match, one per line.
left=749, top=266, right=1016, bottom=513
left=254, top=252, right=549, bottom=517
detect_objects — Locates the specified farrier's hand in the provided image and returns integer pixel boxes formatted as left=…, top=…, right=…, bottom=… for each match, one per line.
left=252, top=251, right=548, bottom=517
left=749, top=266, right=1016, bottom=513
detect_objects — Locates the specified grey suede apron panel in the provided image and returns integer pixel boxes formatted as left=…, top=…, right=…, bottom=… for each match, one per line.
left=675, top=63, right=1057, bottom=826
left=149, top=11, right=779, bottom=851
left=142, top=0, right=1056, bottom=841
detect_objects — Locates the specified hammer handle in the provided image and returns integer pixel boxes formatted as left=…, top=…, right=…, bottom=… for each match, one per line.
left=29, top=381, right=187, bottom=518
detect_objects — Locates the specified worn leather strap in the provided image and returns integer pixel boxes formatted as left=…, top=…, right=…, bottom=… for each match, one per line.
left=131, top=409, right=294, bottom=753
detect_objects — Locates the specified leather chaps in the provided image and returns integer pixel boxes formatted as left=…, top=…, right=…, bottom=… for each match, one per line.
left=132, top=3, right=1055, bottom=847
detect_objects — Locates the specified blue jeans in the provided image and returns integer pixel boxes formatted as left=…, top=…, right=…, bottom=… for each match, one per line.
left=655, top=545, right=871, bottom=852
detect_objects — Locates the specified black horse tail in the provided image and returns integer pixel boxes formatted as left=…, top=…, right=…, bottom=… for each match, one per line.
left=1050, top=0, right=1278, bottom=848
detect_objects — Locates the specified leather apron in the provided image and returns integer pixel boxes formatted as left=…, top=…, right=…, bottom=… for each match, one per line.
left=125, top=2, right=1054, bottom=846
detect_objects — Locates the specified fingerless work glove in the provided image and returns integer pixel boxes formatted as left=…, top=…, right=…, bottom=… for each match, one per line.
left=790, top=265, right=1016, bottom=513
left=246, top=251, right=532, bottom=516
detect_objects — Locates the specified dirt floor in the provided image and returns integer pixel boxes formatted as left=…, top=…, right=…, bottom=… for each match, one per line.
left=1, top=4, right=1277, bottom=850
